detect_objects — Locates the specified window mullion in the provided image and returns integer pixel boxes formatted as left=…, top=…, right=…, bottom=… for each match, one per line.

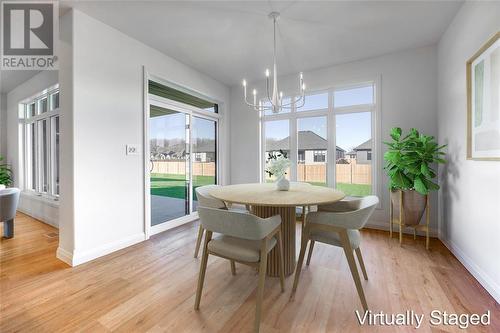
left=48, top=117, right=53, bottom=196
left=327, top=92, right=335, bottom=188
left=289, top=116, right=297, bottom=182
left=36, top=120, right=41, bottom=194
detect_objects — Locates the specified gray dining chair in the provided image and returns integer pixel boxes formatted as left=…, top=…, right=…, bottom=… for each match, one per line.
left=194, top=185, right=227, bottom=258
left=0, top=188, right=21, bottom=238
left=291, top=195, right=379, bottom=312
left=194, top=185, right=248, bottom=274
left=195, top=207, right=284, bottom=333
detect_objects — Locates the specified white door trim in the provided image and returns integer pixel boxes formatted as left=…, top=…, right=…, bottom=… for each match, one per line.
left=143, top=67, right=220, bottom=238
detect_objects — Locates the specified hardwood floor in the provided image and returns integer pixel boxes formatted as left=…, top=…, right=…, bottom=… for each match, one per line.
left=1, top=213, right=499, bottom=332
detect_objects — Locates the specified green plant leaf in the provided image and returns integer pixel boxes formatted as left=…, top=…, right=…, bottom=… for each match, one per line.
left=424, top=179, right=440, bottom=191
left=414, top=177, right=428, bottom=195
left=421, top=163, right=432, bottom=178
left=390, top=127, right=402, bottom=141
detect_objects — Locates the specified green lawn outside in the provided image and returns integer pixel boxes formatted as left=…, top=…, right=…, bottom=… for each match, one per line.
left=300, top=181, right=371, bottom=196
left=150, top=173, right=215, bottom=200
left=336, top=183, right=371, bottom=197
left=152, top=173, right=371, bottom=200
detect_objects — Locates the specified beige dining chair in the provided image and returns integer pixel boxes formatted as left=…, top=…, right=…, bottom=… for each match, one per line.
left=291, top=195, right=379, bottom=312
left=194, top=185, right=249, bottom=256
left=194, top=185, right=227, bottom=258
left=195, top=207, right=285, bottom=333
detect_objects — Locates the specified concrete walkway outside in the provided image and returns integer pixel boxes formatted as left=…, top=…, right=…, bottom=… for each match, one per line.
left=151, top=195, right=198, bottom=226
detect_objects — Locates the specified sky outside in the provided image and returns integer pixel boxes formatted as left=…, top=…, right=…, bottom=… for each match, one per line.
left=151, top=85, right=373, bottom=151
left=150, top=113, right=215, bottom=141
left=265, top=86, right=373, bottom=151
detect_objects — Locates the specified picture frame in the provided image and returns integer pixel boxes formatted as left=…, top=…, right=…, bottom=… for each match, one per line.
left=466, top=32, right=500, bottom=160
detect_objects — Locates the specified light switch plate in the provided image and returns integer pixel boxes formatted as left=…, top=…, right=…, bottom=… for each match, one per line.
left=126, top=144, right=140, bottom=155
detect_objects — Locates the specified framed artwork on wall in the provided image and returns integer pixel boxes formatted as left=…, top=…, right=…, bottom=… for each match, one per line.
left=467, top=32, right=500, bottom=160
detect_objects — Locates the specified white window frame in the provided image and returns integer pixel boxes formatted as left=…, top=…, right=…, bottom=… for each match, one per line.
left=260, top=77, right=381, bottom=201
left=144, top=71, right=222, bottom=238
left=20, top=85, right=60, bottom=200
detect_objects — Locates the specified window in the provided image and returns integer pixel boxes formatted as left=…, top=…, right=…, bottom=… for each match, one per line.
left=297, top=116, right=327, bottom=185
left=335, top=112, right=372, bottom=196
left=22, top=86, right=60, bottom=198
left=334, top=85, right=373, bottom=108
left=261, top=81, right=378, bottom=197
left=38, top=97, right=47, bottom=114
left=313, top=151, right=326, bottom=162
left=263, top=119, right=290, bottom=181
left=49, top=91, right=59, bottom=110
left=297, top=92, right=328, bottom=112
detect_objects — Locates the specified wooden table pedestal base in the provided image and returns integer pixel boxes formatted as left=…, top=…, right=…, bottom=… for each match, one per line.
left=252, top=205, right=296, bottom=277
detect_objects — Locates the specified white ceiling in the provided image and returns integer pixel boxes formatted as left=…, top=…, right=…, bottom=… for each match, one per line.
left=0, top=70, right=40, bottom=94
left=63, top=0, right=462, bottom=86
left=1, top=1, right=462, bottom=92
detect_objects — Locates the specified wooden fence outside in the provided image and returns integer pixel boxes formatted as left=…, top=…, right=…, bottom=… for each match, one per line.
left=152, top=160, right=216, bottom=176
left=152, top=160, right=371, bottom=184
left=298, top=162, right=371, bottom=184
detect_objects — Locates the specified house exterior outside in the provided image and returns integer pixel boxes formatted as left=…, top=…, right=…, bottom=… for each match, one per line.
left=151, top=139, right=216, bottom=162
left=353, top=139, right=372, bottom=164
left=266, top=131, right=345, bottom=164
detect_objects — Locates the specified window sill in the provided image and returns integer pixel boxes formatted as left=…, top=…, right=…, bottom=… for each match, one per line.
left=21, top=191, right=60, bottom=208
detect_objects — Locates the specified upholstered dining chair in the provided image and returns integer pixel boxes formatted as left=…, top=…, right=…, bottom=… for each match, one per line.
left=0, top=188, right=20, bottom=238
left=195, top=207, right=285, bottom=333
left=291, top=195, right=379, bottom=311
left=195, top=185, right=248, bottom=275
left=194, top=185, right=227, bottom=258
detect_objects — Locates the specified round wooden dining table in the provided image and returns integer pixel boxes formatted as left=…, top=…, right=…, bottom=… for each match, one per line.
left=210, top=183, right=344, bottom=277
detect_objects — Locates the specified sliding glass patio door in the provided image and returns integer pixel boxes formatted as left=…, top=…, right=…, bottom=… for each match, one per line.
left=149, top=105, right=190, bottom=225
left=148, top=100, right=218, bottom=230
left=192, top=116, right=217, bottom=212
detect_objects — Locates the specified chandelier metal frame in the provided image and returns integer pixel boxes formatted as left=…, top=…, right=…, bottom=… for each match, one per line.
left=242, top=12, right=306, bottom=113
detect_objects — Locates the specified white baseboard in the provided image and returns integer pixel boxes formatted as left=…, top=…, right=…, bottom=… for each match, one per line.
left=56, top=232, right=146, bottom=267
left=365, top=219, right=439, bottom=237
left=18, top=193, right=59, bottom=228
left=56, top=246, right=73, bottom=266
left=439, top=236, right=500, bottom=304
left=17, top=207, right=59, bottom=229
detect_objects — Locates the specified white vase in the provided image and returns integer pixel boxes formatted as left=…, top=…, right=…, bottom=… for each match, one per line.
left=276, top=177, right=290, bottom=191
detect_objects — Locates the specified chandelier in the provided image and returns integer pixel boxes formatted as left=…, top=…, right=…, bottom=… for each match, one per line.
left=242, top=12, right=306, bottom=113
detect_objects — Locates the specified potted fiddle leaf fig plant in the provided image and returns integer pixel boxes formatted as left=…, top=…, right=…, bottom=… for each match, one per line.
left=0, top=155, right=13, bottom=189
left=384, top=128, right=446, bottom=225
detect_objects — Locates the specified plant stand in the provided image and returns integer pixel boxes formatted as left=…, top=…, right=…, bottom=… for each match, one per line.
left=389, top=191, right=430, bottom=250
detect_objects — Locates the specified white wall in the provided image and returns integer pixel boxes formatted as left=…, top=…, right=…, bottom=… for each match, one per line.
left=437, top=1, right=500, bottom=303
left=0, top=93, right=7, bottom=158
left=5, top=71, right=59, bottom=227
left=230, top=45, right=439, bottom=232
left=58, top=10, right=230, bottom=265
